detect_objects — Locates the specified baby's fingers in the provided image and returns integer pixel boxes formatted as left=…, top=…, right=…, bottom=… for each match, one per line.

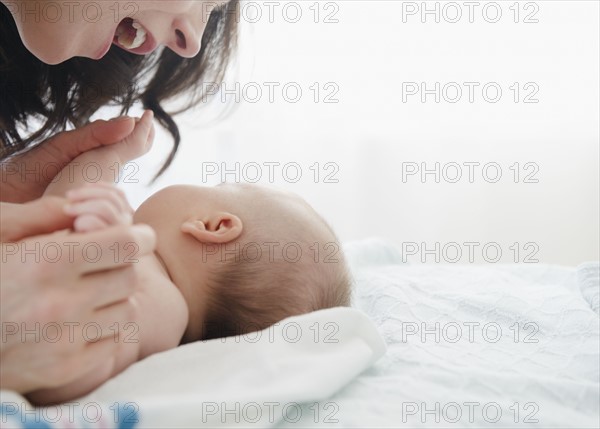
left=65, top=199, right=132, bottom=228
left=66, top=183, right=132, bottom=217
left=117, top=110, right=155, bottom=162
left=73, top=213, right=109, bottom=233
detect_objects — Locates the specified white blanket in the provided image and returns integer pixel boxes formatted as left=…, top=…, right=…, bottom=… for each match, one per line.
left=1, top=239, right=598, bottom=428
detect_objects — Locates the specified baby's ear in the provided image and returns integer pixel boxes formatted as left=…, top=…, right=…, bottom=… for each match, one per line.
left=181, top=212, right=242, bottom=244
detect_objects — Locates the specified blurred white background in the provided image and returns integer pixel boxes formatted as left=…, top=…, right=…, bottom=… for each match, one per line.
left=107, top=0, right=599, bottom=265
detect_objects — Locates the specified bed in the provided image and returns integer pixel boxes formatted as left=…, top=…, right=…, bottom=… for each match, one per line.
left=1, top=239, right=598, bottom=428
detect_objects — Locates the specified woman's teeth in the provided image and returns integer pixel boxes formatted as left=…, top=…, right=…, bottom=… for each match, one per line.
left=115, top=18, right=147, bottom=49
left=129, top=22, right=147, bottom=49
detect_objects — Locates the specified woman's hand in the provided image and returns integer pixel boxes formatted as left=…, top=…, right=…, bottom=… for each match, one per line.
left=0, top=196, right=73, bottom=242
left=42, top=110, right=156, bottom=200
left=0, top=116, right=138, bottom=203
left=0, top=197, right=157, bottom=394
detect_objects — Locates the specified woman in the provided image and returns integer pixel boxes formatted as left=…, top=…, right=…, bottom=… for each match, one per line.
left=0, top=0, right=239, bottom=394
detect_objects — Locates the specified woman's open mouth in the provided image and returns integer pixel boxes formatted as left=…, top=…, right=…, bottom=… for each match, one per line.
left=113, top=18, right=157, bottom=55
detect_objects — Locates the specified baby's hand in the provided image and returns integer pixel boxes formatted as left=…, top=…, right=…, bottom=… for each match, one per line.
left=109, top=110, right=155, bottom=164
left=64, top=183, right=134, bottom=233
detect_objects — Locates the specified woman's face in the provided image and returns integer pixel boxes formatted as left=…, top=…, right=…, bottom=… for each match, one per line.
left=2, top=0, right=228, bottom=64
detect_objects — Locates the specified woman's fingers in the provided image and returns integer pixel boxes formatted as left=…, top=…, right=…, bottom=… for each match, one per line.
left=4, top=217, right=151, bottom=268
left=0, top=308, right=122, bottom=387
left=84, top=299, right=138, bottom=342
left=67, top=223, right=156, bottom=274
left=41, top=338, right=120, bottom=388
left=70, top=117, right=136, bottom=160
left=0, top=116, right=137, bottom=204
left=0, top=197, right=71, bottom=242
left=1, top=223, right=155, bottom=278
left=81, top=265, right=138, bottom=307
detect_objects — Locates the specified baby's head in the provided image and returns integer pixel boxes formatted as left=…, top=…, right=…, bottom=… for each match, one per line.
left=134, top=183, right=352, bottom=342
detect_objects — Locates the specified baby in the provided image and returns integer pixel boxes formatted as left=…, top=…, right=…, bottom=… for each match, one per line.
left=27, top=112, right=352, bottom=404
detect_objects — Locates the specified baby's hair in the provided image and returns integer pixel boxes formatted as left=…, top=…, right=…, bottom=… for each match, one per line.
left=0, top=1, right=239, bottom=178
left=199, top=224, right=353, bottom=341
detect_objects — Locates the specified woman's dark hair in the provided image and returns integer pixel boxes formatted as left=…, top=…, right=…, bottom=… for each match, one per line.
left=0, top=1, right=239, bottom=177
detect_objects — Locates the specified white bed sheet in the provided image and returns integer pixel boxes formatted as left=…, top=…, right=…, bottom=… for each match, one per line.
left=277, top=239, right=599, bottom=428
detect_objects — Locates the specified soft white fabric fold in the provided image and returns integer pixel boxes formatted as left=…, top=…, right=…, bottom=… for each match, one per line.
left=81, top=306, right=385, bottom=428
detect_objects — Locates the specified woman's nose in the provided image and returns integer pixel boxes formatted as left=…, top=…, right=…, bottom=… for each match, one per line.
left=166, top=18, right=201, bottom=58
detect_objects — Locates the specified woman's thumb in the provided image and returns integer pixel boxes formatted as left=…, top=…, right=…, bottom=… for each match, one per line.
left=46, top=117, right=136, bottom=162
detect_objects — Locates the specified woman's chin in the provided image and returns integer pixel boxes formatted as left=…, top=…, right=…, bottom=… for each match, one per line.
left=28, top=44, right=70, bottom=65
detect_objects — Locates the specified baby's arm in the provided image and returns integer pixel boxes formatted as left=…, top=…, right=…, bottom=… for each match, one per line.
left=44, top=110, right=154, bottom=199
